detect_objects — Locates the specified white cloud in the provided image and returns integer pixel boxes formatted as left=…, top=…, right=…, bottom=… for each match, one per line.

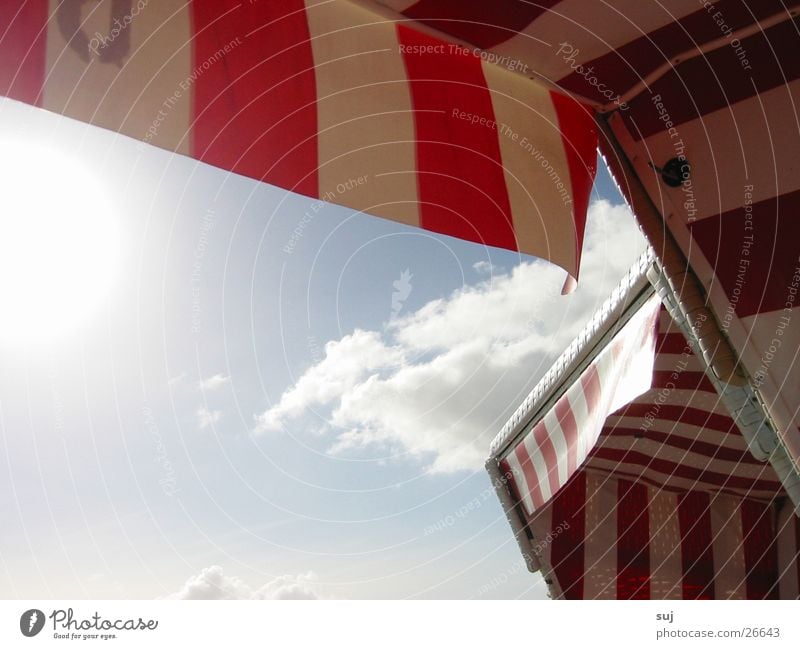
left=256, top=573, right=319, bottom=600
left=255, top=330, right=405, bottom=433
left=472, top=260, right=497, bottom=275
left=169, top=566, right=318, bottom=600
left=197, top=406, right=222, bottom=430
left=198, top=373, right=230, bottom=391
left=255, top=200, right=647, bottom=473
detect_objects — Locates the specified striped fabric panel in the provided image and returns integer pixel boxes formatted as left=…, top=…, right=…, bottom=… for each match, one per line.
left=481, top=60, right=595, bottom=272
left=387, top=0, right=705, bottom=97
left=586, top=310, right=784, bottom=501
left=619, top=16, right=800, bottom=140
left=0, top=0, right=597, bottom=278
left=625, top=83, right=800, bottom=228
left=557, top=0, right=795, bottom=109
left=505, top=308, right=791, bottom=598
left=503, top=295, right=661, bottom=515
left=386, top=1, right=800, bottom=113
left=502, top=300, right=790, bottom=597
left=607, top=63, right=800, bottom=471
left=690, top=190, right=800, bottom=319
left=526, top=470, right=795, bottom=599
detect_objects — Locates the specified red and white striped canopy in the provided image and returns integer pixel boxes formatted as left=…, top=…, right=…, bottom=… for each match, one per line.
left=0, top=0, right=597, bottom=278
left=3, top=1, right=799, bottom=598
left=494, top=278, right=798, bottom=598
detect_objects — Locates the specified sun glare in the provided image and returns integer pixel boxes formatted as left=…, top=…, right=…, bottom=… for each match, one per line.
left=0, top=142, right=119, bottom=344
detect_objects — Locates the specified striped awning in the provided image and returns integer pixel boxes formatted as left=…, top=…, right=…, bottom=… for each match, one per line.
left=0, top=0, right=596, bottom=279
left=502, top=294, right=662, bottom=514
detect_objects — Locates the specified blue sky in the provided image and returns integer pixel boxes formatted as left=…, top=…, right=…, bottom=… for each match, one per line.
left=0, top=97, right=646, bottom=599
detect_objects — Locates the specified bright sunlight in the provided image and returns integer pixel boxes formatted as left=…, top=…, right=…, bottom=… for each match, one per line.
left=0, top=142, right=119, bottom=343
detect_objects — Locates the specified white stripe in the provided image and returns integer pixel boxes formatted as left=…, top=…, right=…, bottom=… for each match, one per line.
left=587, top=458, right=780, bottom=501
left=627, top=388, right=729, bottom=415
left=542, top=401, right=570, bottom=488
left=490, top=0, right=702, bottom=99
left=605, top=415, right=745, bottom=449
left=595, top=436, right=770, bottom=482
left=569, top=383, right=592, bottom=466
left=648, top=487, right=684, bottom=599
left=654, top=352, right=706, bottom=374
left=710, top=497, right=747, bottom=599
left=522, top=426, right=553, bottom=509
left=306, top=0, right=421, bottom=227
left=582, top=473, right=618, bottom=599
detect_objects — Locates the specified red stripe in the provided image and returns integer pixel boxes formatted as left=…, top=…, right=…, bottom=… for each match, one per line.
left=531, top=419, right=562, bottom=504
left=657, top=332, right=694, bottom=356
left=677, top=492, right=715, bottom=599
left=611, top=404, right=738, bottom=434
left=557, top=0, right=793, bottom=106
left=512, top=438, right=546, bottom=511
left=550, top=471, right=586, bottom=599
left=599, top=426, right=759, bottom=465
left=191, top=1, right=318, bottom=198
left=0, top=0, right=48, bottom=105
left=690, top=189, right=800, bottom=317
left=498, top=457, right=528, bottom=515
left=555, top=395, right=580, bottom=476
left=589, top=466, right=775, bottom=502
left=550, top=91, right=597, bottom=266
left=741, top=499, right=779, bottom=599
left=401, top=0, right=560, bottom=50
left=590, top=447, right=783, bottom=493
left=397, top=26, right=518, bottom=251
left=624, top=17, right=800, bottom=140
left=616, top=479, right=650, bottom=599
